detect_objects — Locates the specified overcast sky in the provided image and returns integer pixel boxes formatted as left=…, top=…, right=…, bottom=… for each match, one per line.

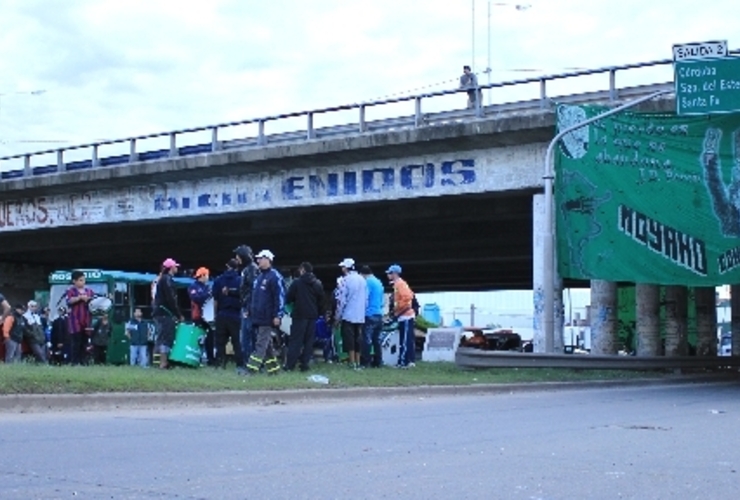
left=0, top=0, right=736, bottom=162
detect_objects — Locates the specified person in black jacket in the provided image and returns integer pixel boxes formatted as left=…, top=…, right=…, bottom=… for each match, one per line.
left=233, top=245, right=259, bottom=363
left=212, top=259, right=245, bottom=372
left=153, top=258, right=184, bottom=369
left=50, top=306, right=69, bottom=364
left=284, top=262, right=325, bottom=372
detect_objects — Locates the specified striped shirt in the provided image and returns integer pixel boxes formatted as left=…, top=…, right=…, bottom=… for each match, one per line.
left=66, top=286, right=94, bottom=334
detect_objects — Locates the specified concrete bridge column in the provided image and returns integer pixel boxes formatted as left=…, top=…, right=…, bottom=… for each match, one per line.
left=694, top=287, right=717, bottom=357
left=590, top=280, right=617, bottom=355
left=636, top=283, right=660, bottom=356
left=0, top=262, right=48, bottom=305
left=664, top=286, right=688, bottom=357
left=731, top=285, right=740, bottom=356
left=532, top=193, right=563, bottom=353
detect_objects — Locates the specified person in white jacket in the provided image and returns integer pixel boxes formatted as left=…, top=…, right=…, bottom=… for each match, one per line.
left=335, top=258, right=368, bottom=370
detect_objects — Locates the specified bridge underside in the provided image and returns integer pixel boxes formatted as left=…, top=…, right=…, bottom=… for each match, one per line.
left=0, top=190, right=574, bottom=292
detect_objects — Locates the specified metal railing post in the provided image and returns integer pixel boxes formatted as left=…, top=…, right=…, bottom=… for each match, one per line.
left=23, top=155, right=31, bottom=177
left=258, top=120, right=266, bottom=146
left=359, top=105, right=366, bottom=133
left=92, top=145, right=99, bottom=167
left=609, top=68, right=618, bottom=101
left=211, top=127, right=219, bottom=152
left=475, top=87, right=482, bottom=117
left=540, top=78, right=548, bottom=109
left=307, top=113, right=315, bottom=140
left=129, top=139, right=137, bottom=162
left=57, top=150, right=65, bottom=173
left=169, top=133, right=178, bottom=157
left=414, top=97, right=422, bottom=127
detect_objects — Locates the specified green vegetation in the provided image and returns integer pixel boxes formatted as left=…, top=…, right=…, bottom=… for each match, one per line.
left=0, top=362, right=666, bottom=395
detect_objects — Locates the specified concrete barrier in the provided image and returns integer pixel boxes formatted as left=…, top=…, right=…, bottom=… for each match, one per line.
left=455, top=347, right=740, bottom=370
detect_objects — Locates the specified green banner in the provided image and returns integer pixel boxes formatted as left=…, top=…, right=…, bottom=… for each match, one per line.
left=555, top=104, right=740, bottom=285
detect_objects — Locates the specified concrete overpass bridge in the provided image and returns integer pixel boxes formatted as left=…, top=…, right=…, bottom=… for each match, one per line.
left=0, top=56, right=681, bottom=300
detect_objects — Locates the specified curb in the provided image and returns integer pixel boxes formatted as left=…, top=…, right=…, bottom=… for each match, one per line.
left=1, top=373, right=737, bottom=413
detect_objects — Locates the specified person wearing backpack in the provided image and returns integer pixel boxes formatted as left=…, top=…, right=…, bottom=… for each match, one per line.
left=91, top=315, right=111, bottom=365
left=3, top=303, right=27, bottom=363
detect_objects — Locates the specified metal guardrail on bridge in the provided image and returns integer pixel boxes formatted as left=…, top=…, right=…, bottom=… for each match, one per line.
left=1, top=51, right=735, bottom=181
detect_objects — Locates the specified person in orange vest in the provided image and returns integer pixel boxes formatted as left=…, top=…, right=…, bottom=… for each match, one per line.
left=189, top=267, right=214, bottom=365
left=386, top=264, right=416, bottom=368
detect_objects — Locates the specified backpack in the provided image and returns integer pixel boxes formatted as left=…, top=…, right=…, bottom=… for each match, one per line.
left=9, top=312, right=26, bottom=342
left=412, top=294, right=420, bottom=316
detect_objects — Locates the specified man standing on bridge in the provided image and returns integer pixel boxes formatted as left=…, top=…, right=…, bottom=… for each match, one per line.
left=246, top=250, right=285, bottom=375
left=460, top=65, right=480, bottom=109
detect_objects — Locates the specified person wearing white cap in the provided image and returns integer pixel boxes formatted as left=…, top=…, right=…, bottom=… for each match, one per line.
left=335, top=258, right=368, bottom=370
left=246, top=249, right=285, bottom=375
left=153, top=257, right=184, bottom=369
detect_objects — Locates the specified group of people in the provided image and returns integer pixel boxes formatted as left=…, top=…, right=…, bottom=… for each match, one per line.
left=1, top=273, right=114, bottom=366
left=2, top=247, right=419, bottom=373
left=156, top=246, right=418, bottom=375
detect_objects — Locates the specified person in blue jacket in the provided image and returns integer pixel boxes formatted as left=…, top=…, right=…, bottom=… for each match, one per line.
left=212, top=259, right=245, bottom=373
left=246, top=250, right=285, bottom=375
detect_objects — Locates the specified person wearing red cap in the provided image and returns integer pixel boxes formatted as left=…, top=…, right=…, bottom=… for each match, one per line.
left=153, top=258, right=184, bottom=369
left=189, top=267, right=213, bottom=366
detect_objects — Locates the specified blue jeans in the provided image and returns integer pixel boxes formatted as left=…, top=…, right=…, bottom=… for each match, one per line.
left=240, top=314, right=254, bottom=362
left=130, top=345, right=148, bottom=367
left=397, top=318, right=416, bottom=366
left=362, top=315, right=383, bottom=367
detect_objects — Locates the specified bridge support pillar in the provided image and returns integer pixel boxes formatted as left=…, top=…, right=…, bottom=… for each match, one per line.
left=533, top=193, right=563, bottom=353
left=590, top=280, right=618, bottom=355
left=695, top=287, right=717, bottom=357
left=731, top=285, right=740, bottom=356
left=636, top=283, right=660, bottom=356
left=0, top=262, right=48, bottom=306
left=664, top=286, right=688, bottom=357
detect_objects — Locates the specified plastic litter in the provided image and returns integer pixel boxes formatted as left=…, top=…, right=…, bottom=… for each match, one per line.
left=307, top=374, right=330, bottom=384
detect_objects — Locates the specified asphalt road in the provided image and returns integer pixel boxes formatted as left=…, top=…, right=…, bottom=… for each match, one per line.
left=1, top=382, right=739, bottom=500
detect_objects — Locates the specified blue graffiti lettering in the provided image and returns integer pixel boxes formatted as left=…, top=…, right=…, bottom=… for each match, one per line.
left=182, top=197, right=190, bottom=209
left=237, top=192, right=247, bottom=204
left=197, top=194, right=212, bottom=207
left=222, top=193, right=231, bottom=206
left=362, top=168, right=394, bottom=193
left=283, top=176, right=305, bottom=200
left=154, top=195, right=165, bottom=211
left=343, top=172, right=357, bottom=195
left=400, top=164, right=434, bottom=190
left=441, top=160, right=476, bottom=186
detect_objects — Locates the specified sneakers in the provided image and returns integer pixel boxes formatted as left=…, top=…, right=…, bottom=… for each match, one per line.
left=236, top=367, right=248, bottom=376
left=407, top=362, right=416, bottom=368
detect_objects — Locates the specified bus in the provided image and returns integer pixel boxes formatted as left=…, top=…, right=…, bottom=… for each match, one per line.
left=47, top=269, right=204, bottom=364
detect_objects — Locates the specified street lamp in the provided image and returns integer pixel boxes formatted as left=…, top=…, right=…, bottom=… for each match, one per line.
left=475, top=2, right=531, bottom=106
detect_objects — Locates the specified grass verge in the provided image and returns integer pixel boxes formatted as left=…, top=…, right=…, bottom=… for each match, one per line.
left=0, top=362, right=668, bottom=395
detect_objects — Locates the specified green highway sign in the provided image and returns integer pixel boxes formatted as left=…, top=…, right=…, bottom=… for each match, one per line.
left=675, top=57, right=740, bottom=115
